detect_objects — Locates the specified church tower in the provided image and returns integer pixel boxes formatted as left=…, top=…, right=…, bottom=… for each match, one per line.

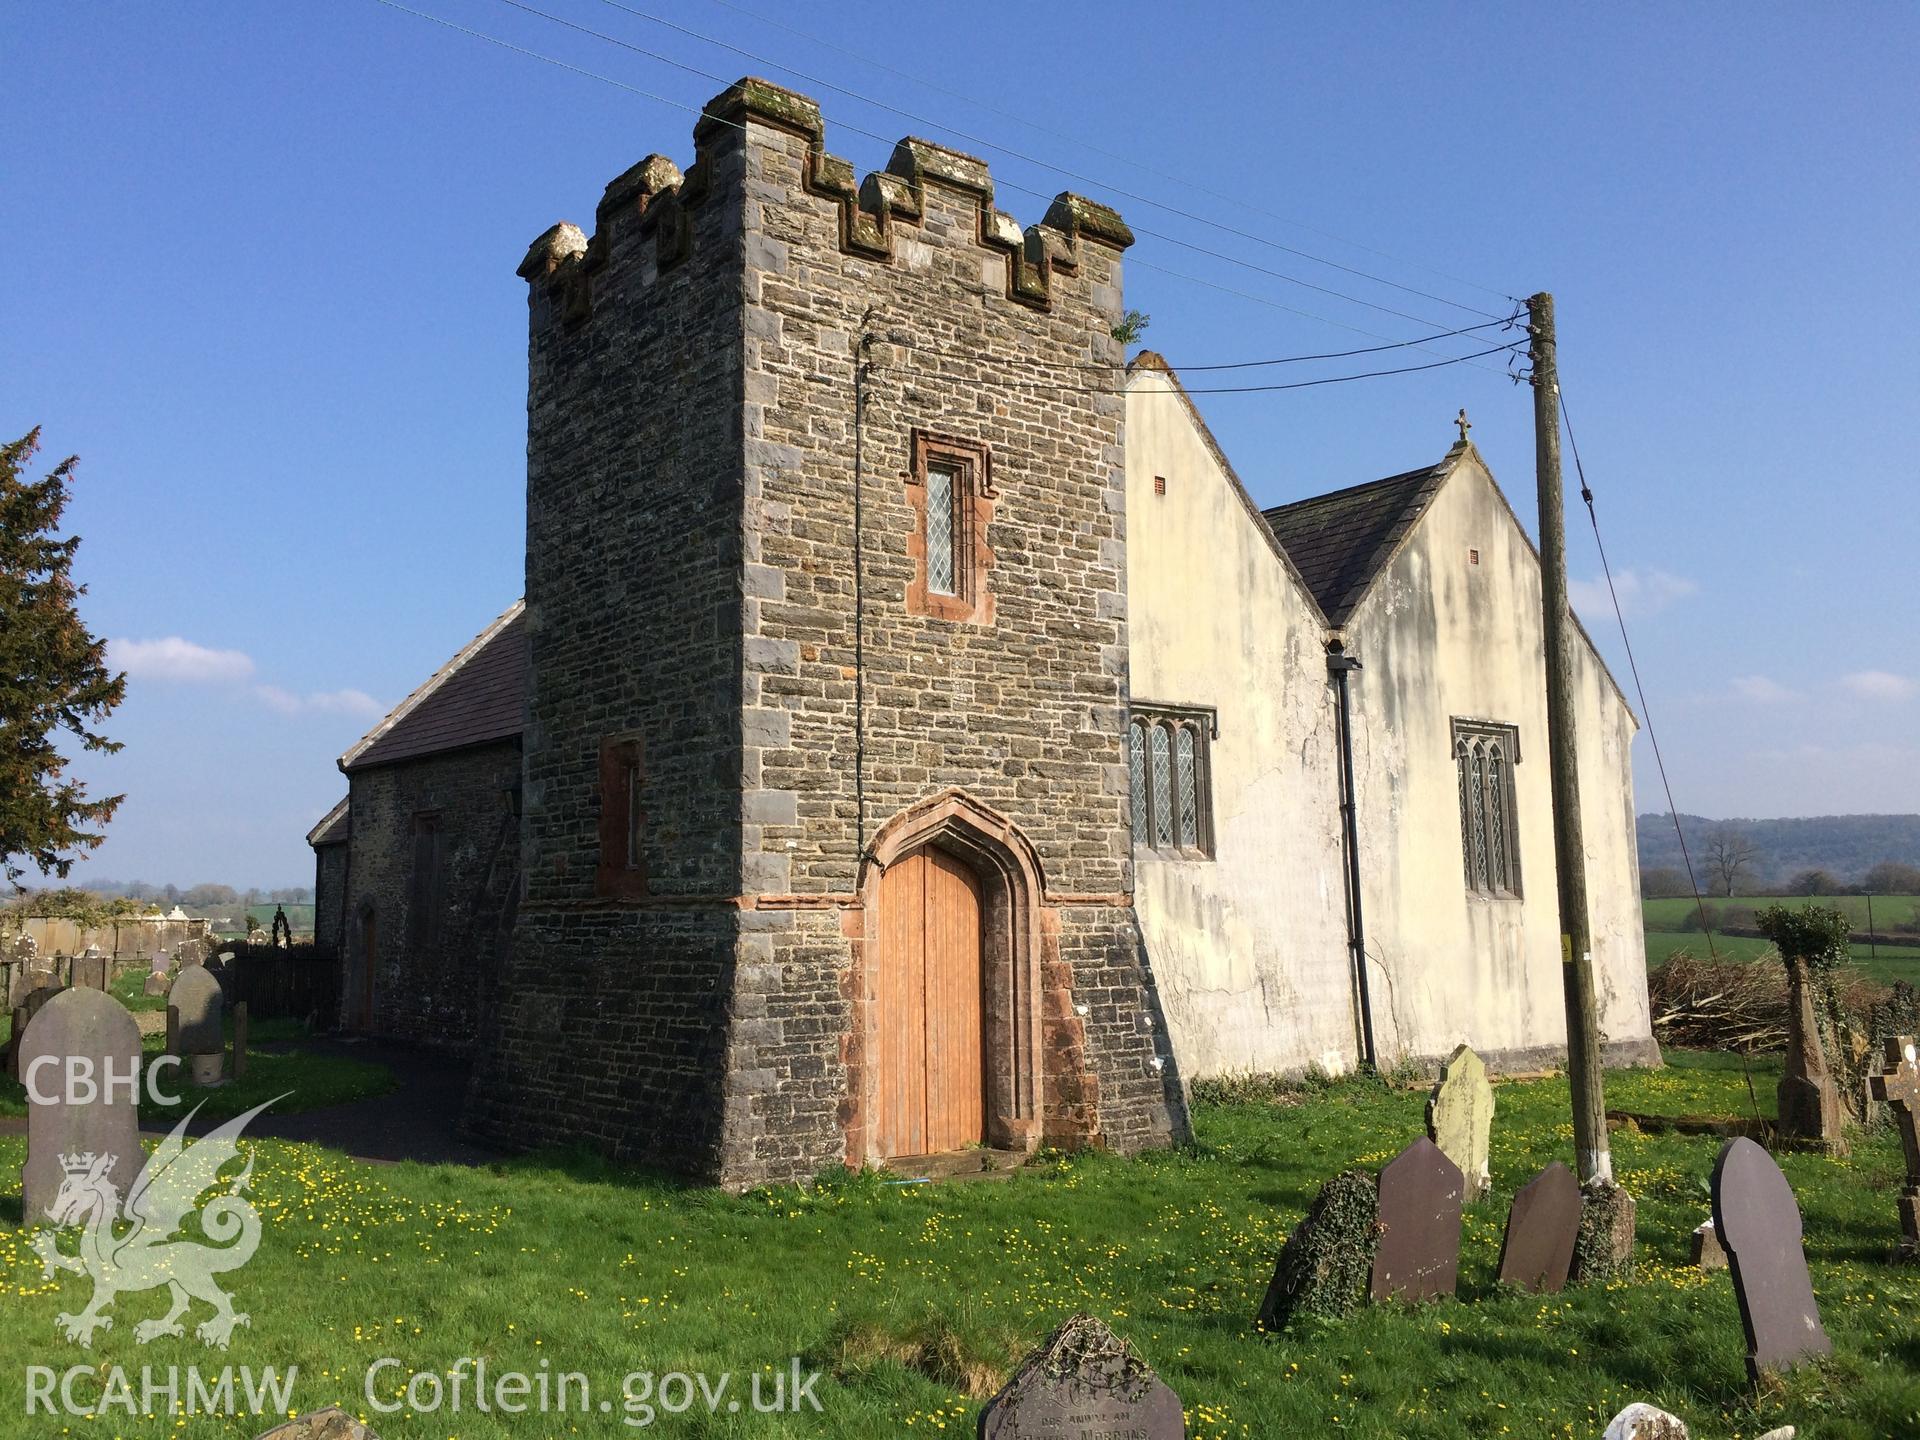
left=465, top=79, right=1184, bottom=1186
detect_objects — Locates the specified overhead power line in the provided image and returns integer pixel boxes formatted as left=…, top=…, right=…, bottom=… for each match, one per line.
left=882, top=340, right=1527, bottom=396
left=480, top=0, right=1515, bottom=346
left=697, top=0, right=1519, bottom=306
left=592, top=0, right=1509, bottom=320
left=374, top=0, right=1515, bottom=372
left=1558, top=389, right=1720, bottom=955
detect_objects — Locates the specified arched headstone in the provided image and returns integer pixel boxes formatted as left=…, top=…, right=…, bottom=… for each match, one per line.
left=1711, top=1137, right=1830, bottom=1381
left=19, top=988, right=144, bottom=1222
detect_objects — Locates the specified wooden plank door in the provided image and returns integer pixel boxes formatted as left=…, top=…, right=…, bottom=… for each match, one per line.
left=875, top=847, right=984, bottom=1158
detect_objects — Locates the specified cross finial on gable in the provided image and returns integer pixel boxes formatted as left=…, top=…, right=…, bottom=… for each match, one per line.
left=1455, top=408, right=1472, bottom=444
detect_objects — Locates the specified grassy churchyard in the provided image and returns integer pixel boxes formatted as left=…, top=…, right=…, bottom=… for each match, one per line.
left=2, top=1051, right=1916, bottom=1438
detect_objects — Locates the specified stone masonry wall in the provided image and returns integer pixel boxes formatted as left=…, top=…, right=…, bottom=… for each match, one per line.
left=313, top=841, right=347, bottom=956
left=341, top=741, right=520, bottom=1055
left=725, top=86, right=1183, bottom=1179
left=464, top=101, right=752, bottom=1170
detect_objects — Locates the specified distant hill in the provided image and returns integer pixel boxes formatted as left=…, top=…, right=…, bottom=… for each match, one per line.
left=1637, top=812, right=1920, bottom=887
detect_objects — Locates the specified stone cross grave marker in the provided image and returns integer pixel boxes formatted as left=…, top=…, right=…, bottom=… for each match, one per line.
left=19, top=988, right=145, bottom=1222
left=1426, top=1043, right=1494, bottom=1201
left=1370, top=1135, right=1464, bottom=1303
left=977, top=1313, right=1183, bottom=1440
left=1867, top=1035, right=1919, bottom=1259
left=1711, top=1136, right=1831, bottom=1382
left=1497, top=1160, right=1581, bottom=1293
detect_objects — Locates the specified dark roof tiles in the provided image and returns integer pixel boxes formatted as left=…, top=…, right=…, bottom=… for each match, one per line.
left=1262, top=461, right=1451, bottom=627
left=344, top=606, right=528, bottom=772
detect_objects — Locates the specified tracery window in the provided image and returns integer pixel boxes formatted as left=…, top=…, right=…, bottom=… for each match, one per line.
left=1454, top=719, right=1522, bottom=896
left=1129, top=706, right=1215, bottom=857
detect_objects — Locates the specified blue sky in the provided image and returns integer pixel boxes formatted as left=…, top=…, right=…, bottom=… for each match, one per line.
left=4, top=3, right=1915, bottom=888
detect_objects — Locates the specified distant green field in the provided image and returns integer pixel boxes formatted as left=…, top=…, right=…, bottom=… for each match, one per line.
left=1641, top=893, right=1920, bottom=988
left=1643, top=892, right=1920, bottom=930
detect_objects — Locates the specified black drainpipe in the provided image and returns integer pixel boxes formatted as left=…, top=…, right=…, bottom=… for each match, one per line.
left=1327, top=642, right=1376, bottom=1071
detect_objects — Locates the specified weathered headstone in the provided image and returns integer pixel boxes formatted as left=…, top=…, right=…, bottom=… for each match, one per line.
left=1778, top=958, right=1844, bottom=1148
left=1370, top=1136, right=1463, bottom=1303
left=149, top=950, right=172, bottom=977
left=71, top=947, right=108, bottom=992
left=1711, top=1136, right=1831, bottom=1382
left=1866, top=1035, right=1919, bottom=1260
left=1689, top=1219, right=1727, bottom=1271
left=977, top=1313, right=1182, bottom=1440
left=1601, top=1403, right=1689, bottom=1440
left=143, top=972, right=169, bottom=997
left=254, top=1406, right=381, bottom=1439
left=169, top=963, right=223, bottom=1055
left=1497, top=1160, right=1581, bottom=1293
left=1257, top=1169, right=1379, bottom=1331
left=1425, top=1043, right=1494, bottom=1201
left=233, top=1000, right=251, bottom=1081
left=19, top=988, right=145, bottom=1223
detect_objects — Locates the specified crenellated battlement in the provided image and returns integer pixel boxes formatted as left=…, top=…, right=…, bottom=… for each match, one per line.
left=518, top=76, right=1131, bottom=323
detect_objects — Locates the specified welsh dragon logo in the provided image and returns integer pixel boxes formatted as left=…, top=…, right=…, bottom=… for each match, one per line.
left=30, top=1098, right=284, bottom=1349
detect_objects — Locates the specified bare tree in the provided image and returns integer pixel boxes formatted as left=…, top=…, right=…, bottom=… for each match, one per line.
left=1703, top=827, right=1762, bottom=896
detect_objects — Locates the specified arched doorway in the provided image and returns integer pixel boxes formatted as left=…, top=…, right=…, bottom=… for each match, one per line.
left=852, top=791, right=1051, bottom=1168
left=875, top=845, right=985, bottom=1158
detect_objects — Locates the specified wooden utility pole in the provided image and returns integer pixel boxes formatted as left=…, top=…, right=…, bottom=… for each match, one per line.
left=1529, top=291, right=1612, bottom=1186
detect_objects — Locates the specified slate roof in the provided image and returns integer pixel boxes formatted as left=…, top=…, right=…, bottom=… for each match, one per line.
left=1262, top=460, right=1452, bottom=627
left=340, top=601, right=527, bottom=773
left=307, top=796, right=350, bottom=848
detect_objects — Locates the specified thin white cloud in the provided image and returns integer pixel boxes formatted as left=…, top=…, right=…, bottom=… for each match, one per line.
left=1730, top=674, right=1800, bottom=704
left=110, top=636, right=256, bottom=683
left=1568, top=568, right=1698, bottom=620
left=1840, top=670, right=1917, bottom=702
left=254, top=685, right=384, bottom=720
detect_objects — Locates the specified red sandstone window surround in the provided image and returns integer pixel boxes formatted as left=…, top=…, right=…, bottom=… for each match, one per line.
left=904, top=430, right=995, bottom=625
left=595, top=733, right=649, bottom=899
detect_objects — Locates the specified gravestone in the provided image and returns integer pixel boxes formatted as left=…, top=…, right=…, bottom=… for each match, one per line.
left=977, top=1313, right=1182, bottom=1440
left=1257, top=1169, right=1379, bottom=1331
left=169, top=964, right=223, bottom=1054
left=254, top=1406, right=380, bottom=1439
left=1689, top=1219, right=1727, bottom=1271
left=143, top=972, right=169, bottom=997
left=19, top=988, right=145, bottom=1222
left=1496, top=1160, right=1580, bottom=1293
left=72, top=948, right=109, bottom=992
left=1866, top=1035, right=1919, bottom=1260
left=1777, top=959, right=1844, bottom=1148
left=1711, top=1137, right=1831, bottom=1382
left=1370, top=1136, right=1463, bottom=1303
left=1425, top=1043, right=1494, bottom=1201
left=149, top=950, right=172, bottom=977
left=1601, top=1404, right=1689, bottom=1440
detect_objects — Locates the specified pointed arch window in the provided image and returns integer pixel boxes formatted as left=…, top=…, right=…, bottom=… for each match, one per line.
left=1128, top=704, right=1216, bottom=858
left=1453, top=719, right=1522, bottom=897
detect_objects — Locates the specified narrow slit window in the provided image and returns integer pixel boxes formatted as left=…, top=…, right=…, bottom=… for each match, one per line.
left=596, top=733, right=648, bottom=899
left=925, top=464, right=958, bottom=596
